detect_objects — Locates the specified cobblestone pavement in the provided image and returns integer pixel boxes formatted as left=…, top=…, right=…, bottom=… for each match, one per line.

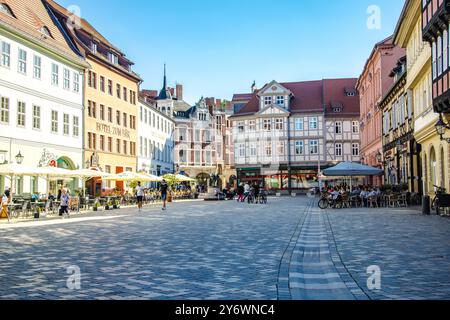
left=0, top=198, right=307, bottom=300
left=325, top=206, right=450, bottom=300
left=1, top=197, right=450, bottom=300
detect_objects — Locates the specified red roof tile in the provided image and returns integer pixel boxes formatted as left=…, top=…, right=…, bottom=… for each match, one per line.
left=233, top=78, right=360, bottom=117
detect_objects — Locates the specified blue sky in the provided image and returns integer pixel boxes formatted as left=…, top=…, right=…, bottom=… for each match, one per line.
left=58, top=0, right=405, bottom=104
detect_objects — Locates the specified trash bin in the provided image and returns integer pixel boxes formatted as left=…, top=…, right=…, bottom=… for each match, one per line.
left=422, top=196, right=431, bottom=215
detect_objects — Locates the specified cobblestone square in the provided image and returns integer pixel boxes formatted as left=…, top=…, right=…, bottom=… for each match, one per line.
left=1, top=197, right=450, bottom=300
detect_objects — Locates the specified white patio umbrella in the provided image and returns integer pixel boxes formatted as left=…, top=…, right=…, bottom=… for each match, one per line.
left=67, top=169, right=112, bottom=198
left=174, top=174, right=196, bottom=182
left=103, top=171, right=159, bottom=182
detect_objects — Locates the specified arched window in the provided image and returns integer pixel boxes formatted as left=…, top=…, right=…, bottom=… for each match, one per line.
left=0, top=3, right=14, bottom=17
left=39, top=26, right=52, bottom=38
left=430, top=147, right=437, bottom=192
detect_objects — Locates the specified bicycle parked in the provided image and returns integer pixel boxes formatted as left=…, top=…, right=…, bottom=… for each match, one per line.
left=431, top=185, right=450, bottom=215
left=318, top=192, right=343, bottom=209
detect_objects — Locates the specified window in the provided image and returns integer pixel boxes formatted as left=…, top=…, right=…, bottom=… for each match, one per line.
left=335, top=121, right=342, bottom=134
left=33, top=55, right=41, bottom=79
left=309, top=140, right=319, bottom=155
left=63, top=68, right=70, bottom=90
left=437, top=35, right=443, bottom=76
left=352, top=143, right=360, bottom=156
left=276, top=141, right=285, bottom=155
left=107, top=137, right=112, bottom=152
left=335, top=143, right=342, bottom=157
left=276, top=96, right=285, bottom=107
left=123, top=87, right=127, bottom=101
left=91, top=42, right=97, bottom=53
left=18, top=49, right=27, bottom=74
left=17, top=101, right=25, bottom=127
left=32, top=105, right=40, bottom=130
left=51, top=110, right=58, bottom=133
left=63, top=113, right=69, bottom=135
left=238, top=122, right=245, bottom=133
left=295, top=141, right=304, bottom=155
left=264, top=96, right=272, bottom=106
left=39, top=26, right=52, bottom=38
left=145, top=109, right=148, bottom=124
left=92, top=133, right=97, bottom=150
left=432, top=41, right=437, bottom=80
left=100, top=135, right=105, bottom=151
left=275, top=118, right=283, bottom=130
left=295, top=118, right=304, bottom=131
left=130, top=115, right=136, bottom=129
left=1, top=41, right=10, bottom=67
left=116, top=84, right=121, bottom=99
left=263, top=119, right=271, bottom=131
left=0, top=4, right=14, bottom=17
left=73, top=116, right=79, bottom=137
left=88, top=101, right=96, bottom=118
left=108, top=80, right=113, bottom=95
left=109, top=52, right=119, bottom=65
left=309, top=117, right=318, bottom=130
left=116, top=111, right=121, bottom=125
left=99, top=105, right=105, bottom=121
left=249, top=120, right=256, bottom=131
left=108, top=107, right=112, bottom=122
left=100, top=76, right=105, bottom=92
left=116, top=139, right=121, bottom=153
left=73, top=72, right=80, bottom=92
left=1, top=97, right=9, bottom=123
left=250, top=144, right=257, bottom=156
left=444, top=29, right=448, bottom=72
left=52, top=63, right=59, bottom=85
left=123, top=112, right=127, bottom=127
left=140, top=107, right=143, bottom=122
left=265, top=143, right=272, bottom=156
left=352, top=121, right=359, bottom=133
left=130, top=142, right=136, bottom=156
left=239, top=144, right=245, bottom=157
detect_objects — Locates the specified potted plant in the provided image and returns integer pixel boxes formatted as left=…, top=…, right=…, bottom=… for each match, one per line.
left=105, top=200, right=113, bottom=211
left=34, top=206, right=41, bottom=219
left=113, top=199, right=120, bottom=209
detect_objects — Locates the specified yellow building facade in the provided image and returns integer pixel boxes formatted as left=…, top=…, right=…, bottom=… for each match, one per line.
left=394, top=0, right=449, bottom=197
left=49, top=1, right=141, bottom=196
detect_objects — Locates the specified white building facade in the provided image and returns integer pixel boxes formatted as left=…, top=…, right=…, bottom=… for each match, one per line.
left=0, top=0, right=88, bottom=195
left=137, top=99, right=175, bottom=177
left=230, top=79, right=360, bottom=193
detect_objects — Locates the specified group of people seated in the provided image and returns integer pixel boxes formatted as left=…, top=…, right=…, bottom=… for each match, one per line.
left=324, top=185, right=382, bottom=207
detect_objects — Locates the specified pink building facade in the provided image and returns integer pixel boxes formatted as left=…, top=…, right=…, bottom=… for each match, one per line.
left=356, top=36, right=405, bottom=186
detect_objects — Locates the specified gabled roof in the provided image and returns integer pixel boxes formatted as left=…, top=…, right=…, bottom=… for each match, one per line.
left=0, top=0, right=87, bottom=67
left=231, top=78, right=360, bottom=118
left=232, top=93, right=253, bottom=102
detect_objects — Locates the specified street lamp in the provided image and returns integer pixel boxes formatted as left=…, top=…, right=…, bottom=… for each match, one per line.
left=435, top=115, right=450, bottom=143
left=15, top=151, right=24, bottom=165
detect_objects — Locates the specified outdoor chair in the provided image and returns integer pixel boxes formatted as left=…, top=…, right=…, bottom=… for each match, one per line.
left=398, top=194, right=408, bottom=207
left=21, top=201, right=30, bottom=219
left=368, top=196, right=378, bottom=208
left=342, top=193, right=351, bottom=208
left=350, top=195, right=361, bottom=208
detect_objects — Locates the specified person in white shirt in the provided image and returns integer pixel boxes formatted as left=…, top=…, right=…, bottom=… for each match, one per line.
left=136, top=181, right=145, bottom=212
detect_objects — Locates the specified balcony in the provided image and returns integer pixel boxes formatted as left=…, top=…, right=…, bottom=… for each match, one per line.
left=422, top=0, right=450, bottom=42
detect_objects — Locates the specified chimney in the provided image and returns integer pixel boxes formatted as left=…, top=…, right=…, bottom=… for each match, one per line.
left=176, top=84, right=183, bottom=100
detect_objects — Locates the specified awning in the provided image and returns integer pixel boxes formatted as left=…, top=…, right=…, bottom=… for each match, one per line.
left=323, top=162, right=383, bottom=177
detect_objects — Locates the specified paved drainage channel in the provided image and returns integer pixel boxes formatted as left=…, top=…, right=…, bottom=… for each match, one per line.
left=278, top=201, right=368, bottom=300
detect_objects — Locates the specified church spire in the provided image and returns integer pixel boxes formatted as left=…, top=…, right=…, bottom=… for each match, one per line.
left=157, top=63, right=171, bottom=100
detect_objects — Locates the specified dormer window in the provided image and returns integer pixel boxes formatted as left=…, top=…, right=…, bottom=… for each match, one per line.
left=346, top=92, right=355, bottom=97
left=108, top=52, right=118, bottom=65
left=0, top=3, right=14, bottom=17
left=332, top=107, right=342, bottom=113
left=276, top=96, right=285, bottom=107
left=91, top=42, right=97, bottom=53
left=39, top=26, right=52, bottom=38
left=264, top=96, right=272, bottom=106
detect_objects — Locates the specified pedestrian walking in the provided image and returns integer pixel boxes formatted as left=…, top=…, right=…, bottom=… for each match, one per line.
left=160, top=179, right=169, bottom=211
left=1, top=188, right=11, bottom=220
left=237, top=183, right=244, bottom=202
left=59, top=188, right=70, bottom=218
left=136, top=181, right=145, bottom=212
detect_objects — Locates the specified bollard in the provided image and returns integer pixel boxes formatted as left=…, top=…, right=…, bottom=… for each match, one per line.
left=422, top=196, right=431, bottom=215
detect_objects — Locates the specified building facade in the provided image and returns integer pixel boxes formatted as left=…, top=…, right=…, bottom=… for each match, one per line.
left=137, top=99, right=175, bottom=177
left=394, top=0, right=446, bottom=197
left=230, top=79, right=360, bottom=193
left=174, top=97, right=219, bottom=189
left=356, top=36, right=405, bottom=186
left=381, top=56, right=423, bottom=194
left=49, top=1, right=141, bottom=196
left=421, top=0, right=450, bottom=193
left=0, top=0, right=88, bottom=196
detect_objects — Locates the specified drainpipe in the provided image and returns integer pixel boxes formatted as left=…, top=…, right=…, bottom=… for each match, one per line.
left=287, top=115, right=292, bottom=194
